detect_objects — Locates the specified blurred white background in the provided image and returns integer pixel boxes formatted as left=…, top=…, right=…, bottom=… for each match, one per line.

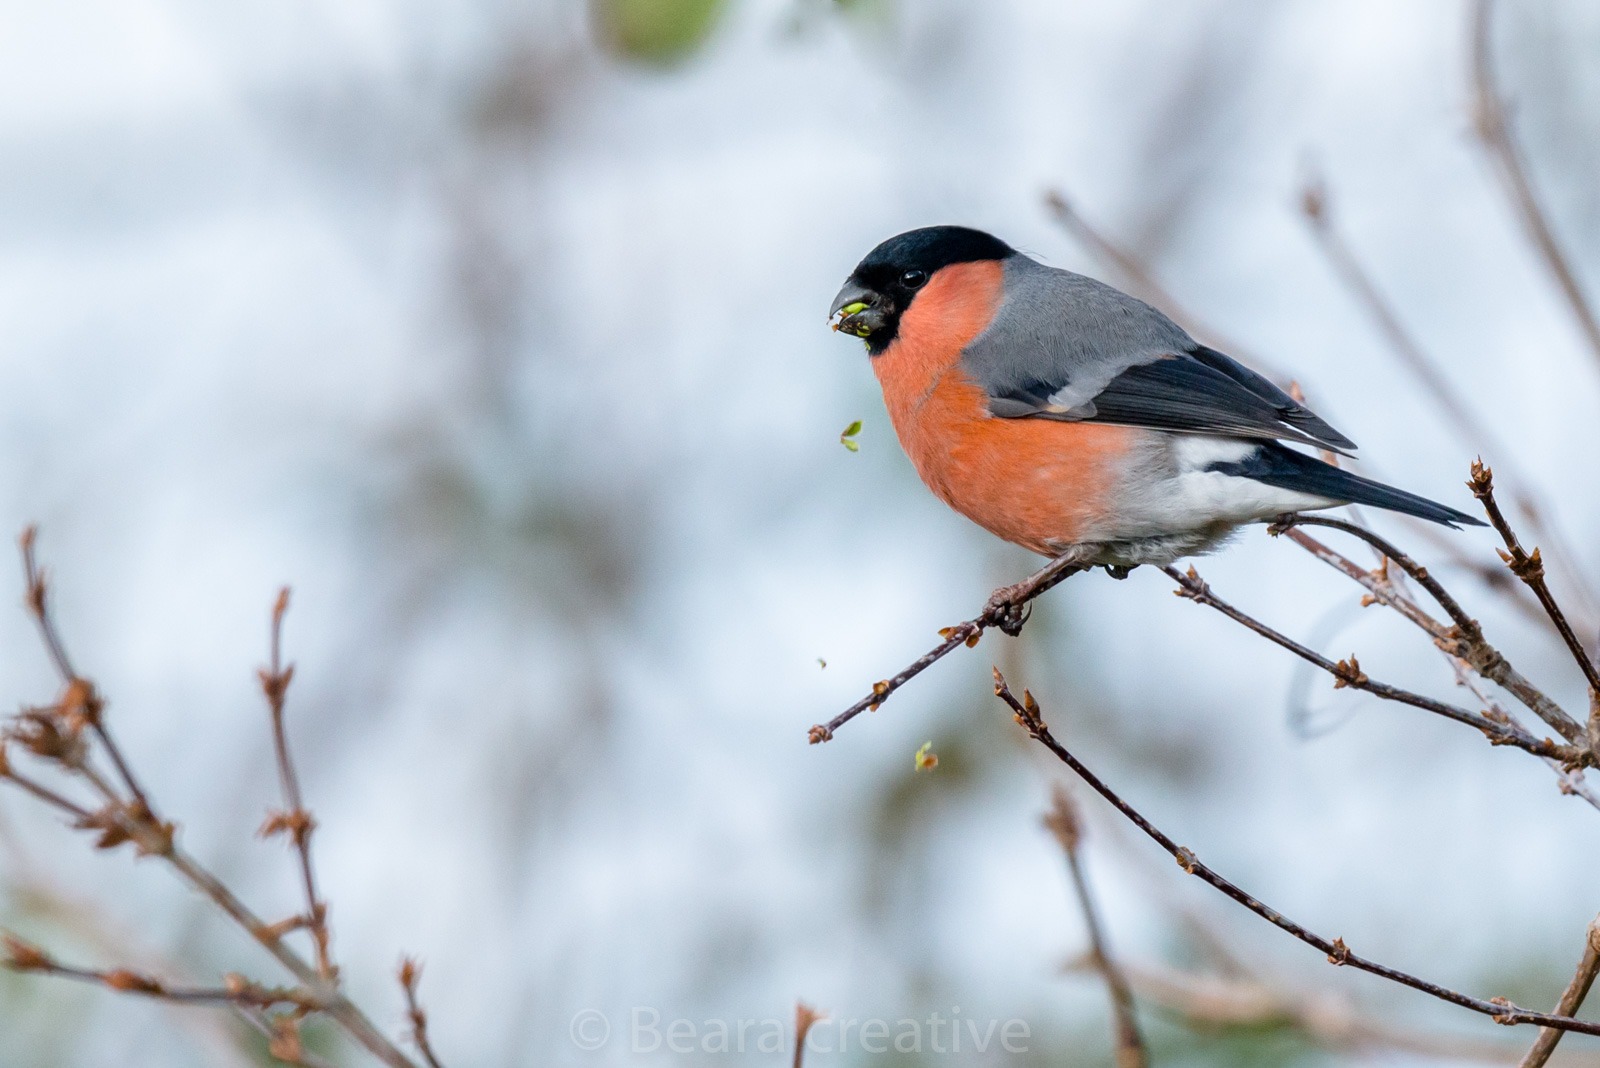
left=3, top=0, right=1600, bottom=1064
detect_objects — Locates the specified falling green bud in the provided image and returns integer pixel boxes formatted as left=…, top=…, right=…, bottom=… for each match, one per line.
left=840, top=420, right=863, bottom=452
left=914, top=741, right=938, bottom=771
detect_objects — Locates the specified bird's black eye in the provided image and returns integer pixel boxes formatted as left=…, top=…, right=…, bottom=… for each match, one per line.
left=900, top=269, right=928, bottom=289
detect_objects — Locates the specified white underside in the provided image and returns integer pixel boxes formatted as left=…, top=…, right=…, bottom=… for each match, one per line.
left=1047, top=436, right=1340, bottom=568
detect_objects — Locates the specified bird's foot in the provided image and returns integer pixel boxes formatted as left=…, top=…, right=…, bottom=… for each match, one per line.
left=982, top=583, right=1033, bottom=637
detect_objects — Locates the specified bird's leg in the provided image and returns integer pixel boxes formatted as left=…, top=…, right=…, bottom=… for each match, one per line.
left=982, top=552, right=1087, bottom=637
left=982, top=581, right=1033, bottom=636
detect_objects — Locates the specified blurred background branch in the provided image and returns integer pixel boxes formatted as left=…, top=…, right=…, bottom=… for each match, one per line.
left=2, top=532, right=434, bottom=1067
left=1472, top=0, right=1600, bottom=372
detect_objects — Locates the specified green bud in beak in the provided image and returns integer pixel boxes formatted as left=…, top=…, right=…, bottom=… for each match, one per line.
left=829, top=283, right=888, bottom=340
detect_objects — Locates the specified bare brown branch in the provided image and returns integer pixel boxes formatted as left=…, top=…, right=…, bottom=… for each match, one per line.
left=234, top=1007, right=337, bottom=1068
left=1518, top=916, right=1600, bottom=1068
left=1471, top=0, right=1600, bottom=370
left=994, top=669, right=1600, bottom=1037
left=0, top=748, right=93, bottom=821
left=1298, top=172, right=1599, bottom=628
left=258, top=587, right=335, bottom=982
left=1099, top=957, right=1600, bottom=1064
left=20, top=527, right=157, bottom=820
left=793, top=1001, right=824, bottom=1068
left=399, top=958, right=445, bottom=1068
left=1271, top=512, right=1585, bottom=746
left=1469, top=462, right=1600, bottom=701
left=1161, top=563, right=1584, bottom=765
left=2, top=529, right=421, bottom=1068
left=809, top=547, right=1089, bottom=743
left=1275, top=518, right=1600, bottom=808
left=2, top=930, right=320, bottom=1010
left=1042, top=190, right=1286, bottom=383
left=1046, top=786, right=1147, bottom=1067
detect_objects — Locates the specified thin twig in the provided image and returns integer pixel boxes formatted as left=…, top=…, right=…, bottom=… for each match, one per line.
left=1301, top=175, right=1599, bottom=627
left=1471, top=0, right=1600, bottom=371
left=1094, top=957, right=1600, bottom=1065
left=3, top=529, right=420, bottom=1068
left=794, top=1002, right=824, bottom=1068
left=258, top=588, right=334, bottom=981
left=1402, top=520, right=1549, bottom=626
left=1468, top=462, right=1600, bottom=702
left=1518, top=916, right=1600, bottom=1067
left=1301, top=176, right=1513, bottom=467
left=20, top=527, right=157, bottom=819
left=1, top=931, right=319, bottom=1009
left=1298, top=174, right=1599, bottom=631
left=56, top=745, right=409, bottom=1062
left=398, top=958, right=445, bottom=1068
left=1044, top=786, right=1147, bottom=1067
left=1, top=844, right=294, bottom=1068
left=0, top=750, right=93, bottom=821
left=1270, top=512, right=1585, bottom=745
left=994, top=669, right=1600, bottom=1037
left=1042, top=190, right=1286, bottom=383
left=1273, top=519, right=1600, bottom=809
left=808, top=548, right=1089, bottom=743
left=1160, top=564, right=1584, bottom=765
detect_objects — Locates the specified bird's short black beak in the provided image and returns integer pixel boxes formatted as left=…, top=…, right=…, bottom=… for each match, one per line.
left=829, top=282, right=888, bottom=339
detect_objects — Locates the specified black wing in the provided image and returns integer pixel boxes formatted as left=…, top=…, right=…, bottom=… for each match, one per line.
left=961, top=260, right=1356, bottom=452
left=990, top=345, right=1356, bottom=454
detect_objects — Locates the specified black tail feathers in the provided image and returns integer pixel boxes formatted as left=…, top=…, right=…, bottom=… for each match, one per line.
left=1212, top=443, right=1486, bottom=528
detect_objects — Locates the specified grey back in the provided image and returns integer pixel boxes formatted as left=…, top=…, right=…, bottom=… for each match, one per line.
left=960, top=255, right=1196, bottom=410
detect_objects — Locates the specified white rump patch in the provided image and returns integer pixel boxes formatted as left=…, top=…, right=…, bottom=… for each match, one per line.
left=1113, top=435, right=1340, bottom=535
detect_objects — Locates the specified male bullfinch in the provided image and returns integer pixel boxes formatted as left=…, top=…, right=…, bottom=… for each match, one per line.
left=830, top=226, right=1482, bottom=569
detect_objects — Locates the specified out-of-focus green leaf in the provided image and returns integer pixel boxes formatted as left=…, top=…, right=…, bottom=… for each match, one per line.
left=593, top=0, right=729, bottom=67
left=840, top=419, right=863, bottom=451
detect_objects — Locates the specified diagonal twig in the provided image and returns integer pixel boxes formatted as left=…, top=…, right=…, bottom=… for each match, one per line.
left=1471, top=0, right=1600, bottom=372
left=1269, top=512, right=1585, bottom=746
left=994, top=669, right=1600, bottom=1038
left=1468, top=462, right=1600, bottom=703
left=1042, top=190, right=1286, bottom=383
left=808, top=548, right=1089, bottom=743
left=1518, top=915, right=1600, bottom=1068
left=1044, top=786, right=1146, bottom=1067
left=1096, top=956, right=1600, bottom=1064
left=258, top=588, right=335, bottom=982
left=0, top=749, right=94, bottom=821
left=2, top=930, right=320, bottom=1010
left=1160, top=564, right=1585, bottom=765
left=1298, top=176, right=1600, bottom=630
left=4, top=529, right=420, bottom=1068
left=398, top=958, right=445, bottom=1068
left=1274, top=519, right=1600, bottom=809
left=794, top=1002, right=824, bottom=1068
left=20, top=528, right=157, bottom=821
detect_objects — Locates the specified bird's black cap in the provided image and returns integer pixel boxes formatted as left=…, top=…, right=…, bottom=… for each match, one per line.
left=832, top=227, right=1014, bottom=354
left=851, top=226, right=1014, bottom=281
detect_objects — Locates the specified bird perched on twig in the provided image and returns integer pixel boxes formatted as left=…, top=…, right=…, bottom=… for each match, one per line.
left=830, top=226, right=1482, bottom=574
